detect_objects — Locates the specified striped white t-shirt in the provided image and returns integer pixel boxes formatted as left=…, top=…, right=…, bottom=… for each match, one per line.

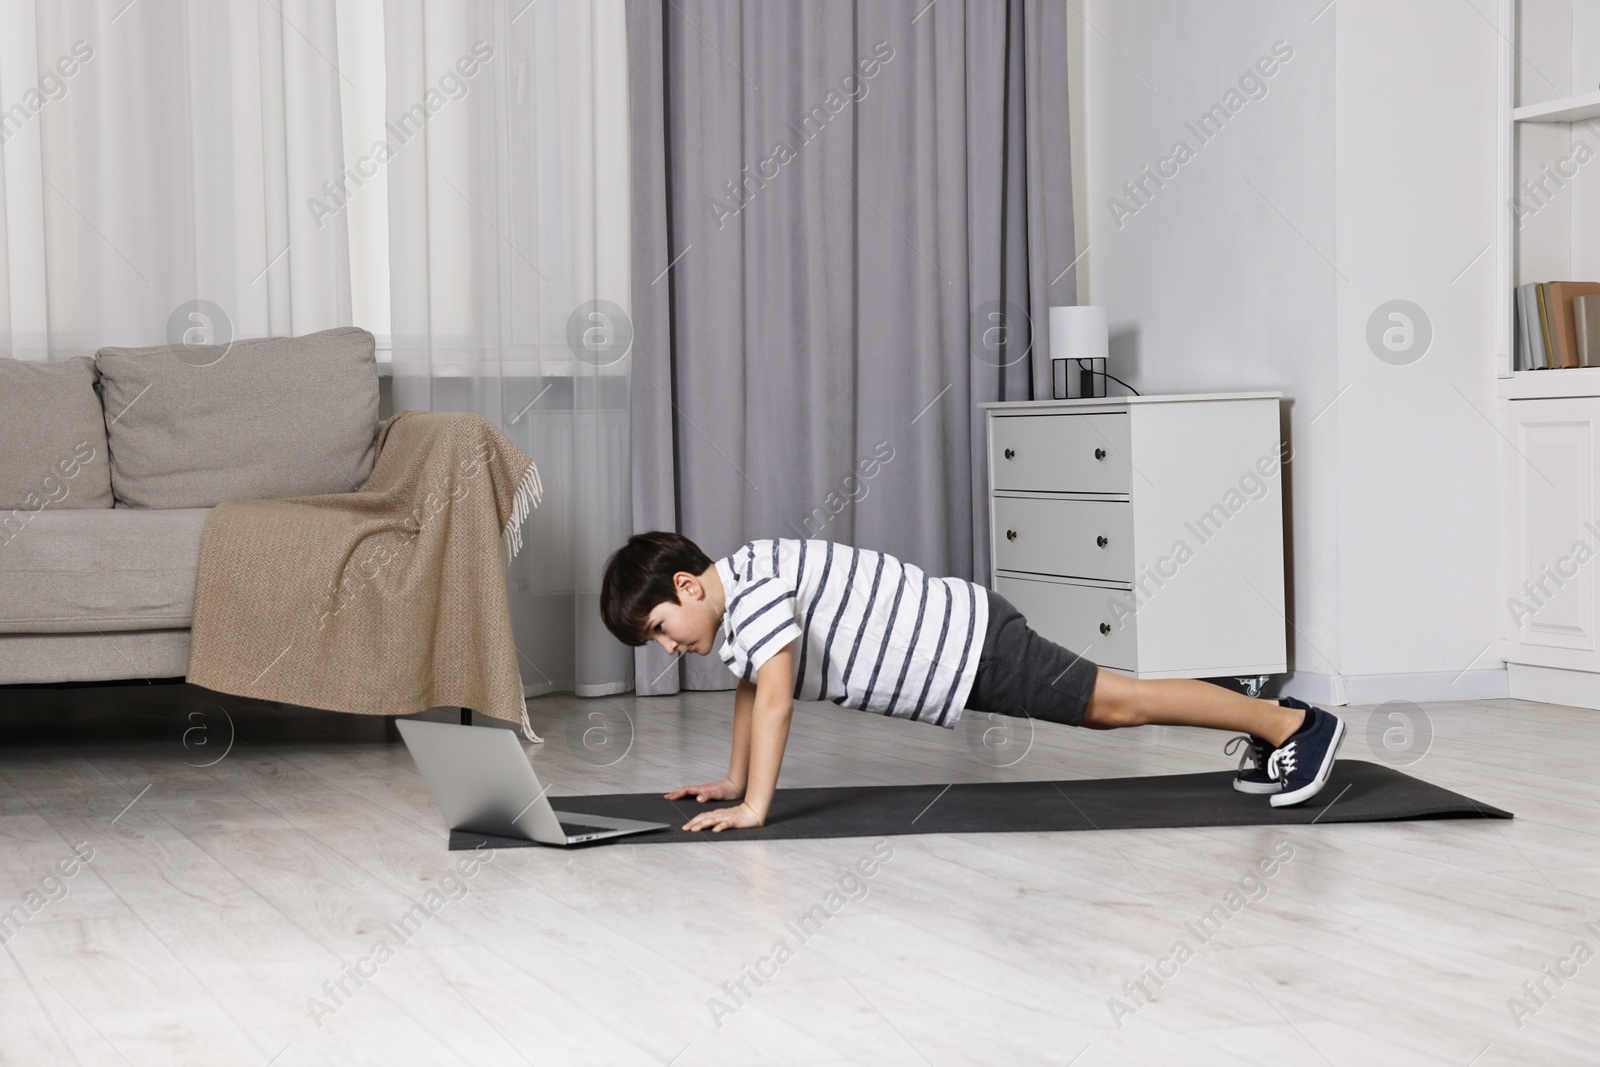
left=714, top=539, right=989, bottom=729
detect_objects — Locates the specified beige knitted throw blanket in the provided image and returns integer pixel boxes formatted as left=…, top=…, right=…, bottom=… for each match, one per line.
left=186, top=410, right=544, bottom=741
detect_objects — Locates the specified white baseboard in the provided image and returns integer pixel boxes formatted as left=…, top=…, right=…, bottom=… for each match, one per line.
left=523, top=680, right=633, bottom=700
left=1506, top=663, right=1600, bottom=711
left=1272, top=667, right=1511, bottom=707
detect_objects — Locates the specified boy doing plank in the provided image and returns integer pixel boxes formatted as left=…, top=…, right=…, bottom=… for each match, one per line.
left=600, top=533, right=1343, bottom=832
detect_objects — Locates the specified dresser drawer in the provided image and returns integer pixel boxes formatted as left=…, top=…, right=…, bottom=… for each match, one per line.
left=993, top=575, right=1135, bottom=671
left=991, top=413, right=1130, bottom=493
left=993, top=497, right=1133, bottom=582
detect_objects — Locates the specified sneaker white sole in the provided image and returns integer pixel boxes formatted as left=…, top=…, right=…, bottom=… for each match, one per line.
left=1270, top=716, right=1346, bottom=808
left=1232, top=778, right=1282, bottom=795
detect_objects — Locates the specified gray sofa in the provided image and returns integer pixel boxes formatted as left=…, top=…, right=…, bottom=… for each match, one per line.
left=0, top=327, right=380, bottom=686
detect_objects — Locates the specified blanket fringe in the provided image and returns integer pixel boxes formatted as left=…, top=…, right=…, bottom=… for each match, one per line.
left=519, top=692, right=545, bottom=744
left=505, top=458, right=545, bottom=744
left=502, top=460, right=544, bottom=567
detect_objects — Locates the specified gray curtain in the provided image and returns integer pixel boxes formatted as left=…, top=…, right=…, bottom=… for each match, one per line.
left=626, top=0, right=1075, bottom=694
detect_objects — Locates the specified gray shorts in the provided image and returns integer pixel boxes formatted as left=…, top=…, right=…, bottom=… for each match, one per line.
left=963, top=588, right=1100, bottom=727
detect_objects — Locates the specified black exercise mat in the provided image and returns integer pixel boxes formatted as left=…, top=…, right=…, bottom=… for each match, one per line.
left=448, top=759, right=1512, bottom=849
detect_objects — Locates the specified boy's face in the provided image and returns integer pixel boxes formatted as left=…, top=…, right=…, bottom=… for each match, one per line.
left=644, top=571, right=718, bottom=656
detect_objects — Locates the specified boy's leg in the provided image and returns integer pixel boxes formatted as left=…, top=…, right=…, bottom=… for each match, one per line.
left=1082, top=668, right=1304, bottom=747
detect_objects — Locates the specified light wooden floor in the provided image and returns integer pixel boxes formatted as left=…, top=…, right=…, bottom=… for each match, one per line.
left=0, top=683, right=1594, bottom=1067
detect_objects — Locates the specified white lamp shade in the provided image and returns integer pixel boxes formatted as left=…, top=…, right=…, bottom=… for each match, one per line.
left=1050, top=305, right=1108, bottom=363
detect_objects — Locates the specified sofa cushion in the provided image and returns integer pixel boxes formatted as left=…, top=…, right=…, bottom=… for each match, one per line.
left=0, top=507, right=211, bottom=633
left=94, top=326, right=379, bottom=508
left=0, top=357, right=115, bottom=512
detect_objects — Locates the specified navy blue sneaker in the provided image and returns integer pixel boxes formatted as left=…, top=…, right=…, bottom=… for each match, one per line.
left=1225, top=733, right=1282, bottom=794
left=1267, top=696, right=1346, bottom=808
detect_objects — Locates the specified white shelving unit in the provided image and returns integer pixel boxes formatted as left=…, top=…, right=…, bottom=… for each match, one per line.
left=1513, top=89, right=1600, bottom=123
left=1497, top=0, right=1600, bottom=382
left=1495, top=0, right=1600, bottom=708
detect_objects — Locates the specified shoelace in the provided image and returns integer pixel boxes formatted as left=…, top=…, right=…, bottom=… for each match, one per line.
left=1267, top=741, right=1299, bottom=781
left=1224, top=734, right=1272, bottom=774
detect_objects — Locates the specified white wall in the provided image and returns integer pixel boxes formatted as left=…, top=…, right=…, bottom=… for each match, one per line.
left=1070, top=0, right=1505, bottom=704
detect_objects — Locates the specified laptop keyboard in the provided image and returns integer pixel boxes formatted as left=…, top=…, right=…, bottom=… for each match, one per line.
left=560, top=821, right=616, bottom=838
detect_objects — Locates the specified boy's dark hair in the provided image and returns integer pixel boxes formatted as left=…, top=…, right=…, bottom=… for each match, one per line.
left=600, top=531, right=714, bottom=646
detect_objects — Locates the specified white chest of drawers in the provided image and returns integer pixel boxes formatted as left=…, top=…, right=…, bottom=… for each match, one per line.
left=981, top=393, right=1287, bottom=681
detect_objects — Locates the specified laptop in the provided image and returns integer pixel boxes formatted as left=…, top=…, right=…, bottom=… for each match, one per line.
left=395, top=719, right=670, bottom=846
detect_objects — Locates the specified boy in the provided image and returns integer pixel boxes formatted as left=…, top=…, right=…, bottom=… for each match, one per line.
left=600, top=532, right=1345, bottom=833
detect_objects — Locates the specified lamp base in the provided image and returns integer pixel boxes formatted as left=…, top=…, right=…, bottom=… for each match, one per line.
left=1052, top=357, right=1106, bottom=399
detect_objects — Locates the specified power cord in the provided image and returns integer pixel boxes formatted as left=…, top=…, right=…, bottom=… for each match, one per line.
left=1060, top=357, right=1141, bottom=397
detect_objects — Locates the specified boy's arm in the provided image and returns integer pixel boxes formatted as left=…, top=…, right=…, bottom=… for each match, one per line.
left=681, top=647, right=794, bottom=832
left=728, top=677, right=756, bottom=791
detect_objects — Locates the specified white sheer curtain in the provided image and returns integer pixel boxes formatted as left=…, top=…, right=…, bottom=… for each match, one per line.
left=2, top=0, right=635, bottom=700
left=373, top=1, right=635, bottom=698
left=0, top=0, right=349, bottom=360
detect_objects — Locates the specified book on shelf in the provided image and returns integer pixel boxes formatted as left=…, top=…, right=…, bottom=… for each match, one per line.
left=1536, top=281, right=1548, bottom=369
left=1548, top=282, right=1600, bottom=369
left=1514, top=281, right=1600, bottom=370
left=1515, top=284, right=1543, bottom=370
left=1577, top=295, right=1600, bottom=367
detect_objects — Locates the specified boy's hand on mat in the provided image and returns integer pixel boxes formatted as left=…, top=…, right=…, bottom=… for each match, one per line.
left=664, top=778, right=743, bottom=803
left=680, top=802, right=764, bottom=833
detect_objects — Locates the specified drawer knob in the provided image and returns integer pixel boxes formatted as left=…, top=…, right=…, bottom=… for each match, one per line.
left=1096, top=535, right=1109, bottom=548
left=1003, top=447, right=1016, bottom=460
left=1006, top=529, right=1018, bottom=541
left=1094, top=447, right=1106, bottom=461
left=1099, top=622, right=1111, bottom=635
